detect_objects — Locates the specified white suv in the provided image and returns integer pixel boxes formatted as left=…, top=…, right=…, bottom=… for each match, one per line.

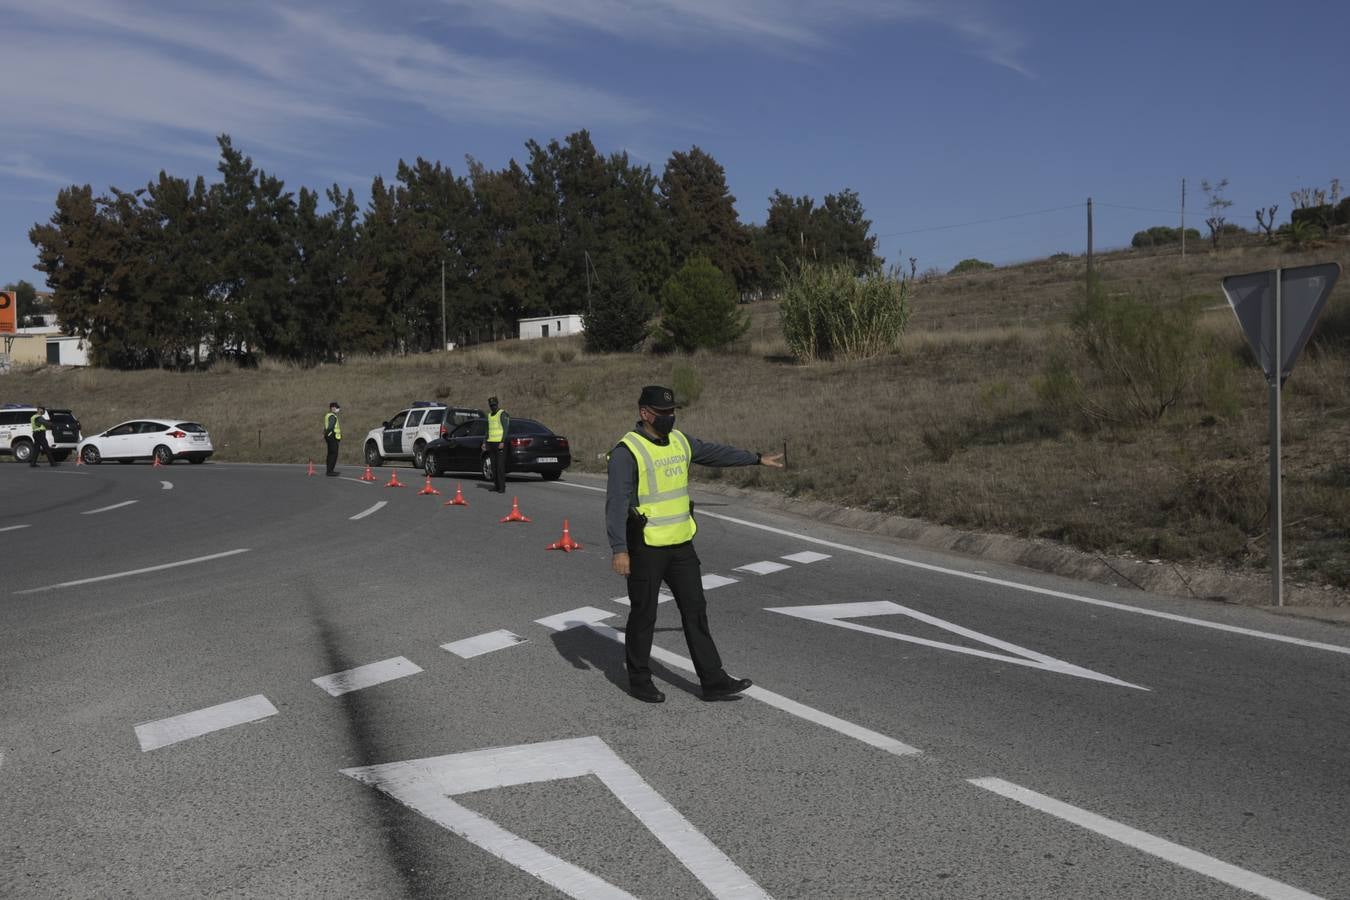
left=363, top=402, right=483, bottom=469
left=0, top=404, right=82, bottom=463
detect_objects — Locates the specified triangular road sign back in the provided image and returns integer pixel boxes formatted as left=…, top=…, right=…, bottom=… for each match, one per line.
left=1221, top=263, right=1340, bottom=385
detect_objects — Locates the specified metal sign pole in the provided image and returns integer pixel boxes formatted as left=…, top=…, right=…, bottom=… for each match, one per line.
left=1269, top=268, right=1283, bottom=607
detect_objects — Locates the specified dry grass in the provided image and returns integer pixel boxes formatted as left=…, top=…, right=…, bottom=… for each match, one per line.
left=8, top=238, right=1350, bottom=597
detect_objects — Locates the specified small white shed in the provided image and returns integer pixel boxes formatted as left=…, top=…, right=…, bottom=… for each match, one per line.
left=518, top=314, right=584, bottom=340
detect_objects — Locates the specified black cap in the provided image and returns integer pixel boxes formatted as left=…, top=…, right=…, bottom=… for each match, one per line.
left=488, top=396, right=498, bottom=404
left=329, top=401, right=340, bottom=409
left=638, top=385, right=675, bottom=410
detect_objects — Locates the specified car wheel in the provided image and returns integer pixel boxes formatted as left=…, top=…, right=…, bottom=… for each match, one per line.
left=424, top=451, right=441, bottom=477
left=153, top=445, right=174, bottom=466
left=364, top=441, right=383, bottom=467
left=481, top=453, right=494, bottom=483
left=13, top=439, right=32, bottom=463
left=412, top=441, right=427, bottom=470
left=541, top=470, right=562, bottom=481
left=81, top=445, right=102, bottom=465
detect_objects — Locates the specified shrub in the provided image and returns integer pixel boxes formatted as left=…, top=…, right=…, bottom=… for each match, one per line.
left=779, top=262, right=910, bottom=362
left=949, top=258, right=995, bottom=275
left=671, top=363, right=703, bottom=406
left=1071, top=281, right=1203, bottom=423
left=1130, top=225, right=1202, bottom=248
left=654, top=257, right=747, bottom=353
left=1198, top=344, right=1243, bottom=420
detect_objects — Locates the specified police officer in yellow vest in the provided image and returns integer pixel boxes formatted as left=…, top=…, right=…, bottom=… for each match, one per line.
left=607, top=385, right=784, bottom=703
left=323, top=402, right=342, bottom=476
left=30, top=405, right=57, bottom=467
left=482, top=396, right=509, bottom=493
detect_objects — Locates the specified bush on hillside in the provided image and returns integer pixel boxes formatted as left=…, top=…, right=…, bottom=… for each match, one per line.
left=779, top=261, right=910, bottom=362
left=653, top=256, right=747, bottom=353
left=949, top=258, right=995, bottom=275
left=1130, top=225, right=1201, bottom=248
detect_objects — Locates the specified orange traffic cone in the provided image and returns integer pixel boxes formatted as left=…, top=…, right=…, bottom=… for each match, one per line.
left=443, top=483, right=468, bottom=506
left=153, top=455, right=164, bottom=468
left=306, top=459, right=316, bottom=476
left=74, top=450, right=84, bottom=466
left=547, top=519, right=582, bottom=552
left=500, top=496, right=531, bottom=523
left=385, top=470, right=405, bottom=488
left=360, top=465, right=376, bottom=482
left=418, top=476, right=442, bottom=496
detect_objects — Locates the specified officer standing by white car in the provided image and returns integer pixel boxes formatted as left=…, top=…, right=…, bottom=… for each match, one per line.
left=29, top=405, right=56, bottom=467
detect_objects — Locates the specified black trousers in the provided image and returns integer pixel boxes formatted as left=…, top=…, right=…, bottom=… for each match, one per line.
left=624, top=531, right=726, bottom=688
left=489, top=442, right=506, bottom=492
left=325, top=435, right=340, bottom=473
left=31, top=432, right=55, bottom=466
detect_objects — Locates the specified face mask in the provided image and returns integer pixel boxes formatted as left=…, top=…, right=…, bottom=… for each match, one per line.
left=651, top=414, right=676, bottom=436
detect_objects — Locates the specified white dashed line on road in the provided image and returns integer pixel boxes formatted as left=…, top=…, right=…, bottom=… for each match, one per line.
left=609, top=590, right=674, bottom=607
left=0, top=524, right=31, bottom=533
left=781, top=550, right=831, bottom=564
left=82, top=499, right=138, bottom=515
left=442, top=630, right=528, bottom=659
left=312, top=656, right=423, bottom=696
left=134, top=694, right=278, bottom=752
left=735, top=560, right=790, bottom=575
left=701, top=573, right=738, bottom=590
left=970, top=778, right=1324, bottom=900
left=350, top=501, right=387, bottom=520
left=15, top=548, right=251, bottom=594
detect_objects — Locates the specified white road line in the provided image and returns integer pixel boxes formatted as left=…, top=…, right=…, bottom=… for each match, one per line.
left=0, top=524, right=31, bottom=533
left=735, top=560, right=790, bottom=575
left=781, top=550, right=831, bottom=564
left=537, top=607, right=921, bottom=757
left=551, top=481, right=1350, bottom=657
left=609, top=590, right=674, bottom=607
left=160, top=481, right=173, bottom=490
left=442, top=630, right=528, bottom=659
left=82, top=499, right=138, bottom=515
left=350, top=501, right=387, bottom=520
left=312, top=656, right=423, bottom=696
left=15, top=548, right=251, bottom=594
left=970, top=778, right=1324, bottom=900
left=134, top=694, right=277, bottom=752
left=702, top=573, right=738, bottom=590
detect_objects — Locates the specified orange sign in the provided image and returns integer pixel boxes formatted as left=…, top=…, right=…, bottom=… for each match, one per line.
left=0, top=291, right=16, bottom=334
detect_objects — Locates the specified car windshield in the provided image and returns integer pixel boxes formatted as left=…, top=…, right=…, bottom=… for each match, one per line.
left=175, top=422, right=207, bottom=433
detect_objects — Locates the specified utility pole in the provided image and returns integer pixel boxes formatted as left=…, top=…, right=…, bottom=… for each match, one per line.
left=440, top=260, right=447, bottom=351
left=1085, top=197, right=1094, bottom=298
left=1180, top=178, right=1187, bottom=261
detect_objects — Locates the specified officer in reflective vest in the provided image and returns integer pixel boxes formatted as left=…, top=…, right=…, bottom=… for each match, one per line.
left=323, top=402, right=342, bottom=476
left=606, top=385, right=784, bottom=703
left=29, top=405, right=57, bottom=467
left=482, top=396, right=510, bottom=493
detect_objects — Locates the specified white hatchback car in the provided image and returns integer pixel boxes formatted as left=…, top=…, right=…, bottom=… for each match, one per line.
left=78, top=418, right=214, bottom=465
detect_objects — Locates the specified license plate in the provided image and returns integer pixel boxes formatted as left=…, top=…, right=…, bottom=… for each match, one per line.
left=192, top=435, right=206, bottom=442
left=536, top=457, right=558, bottom=463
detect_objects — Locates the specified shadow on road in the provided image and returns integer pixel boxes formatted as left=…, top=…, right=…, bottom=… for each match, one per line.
left=548, top=624, right=701, bottom=698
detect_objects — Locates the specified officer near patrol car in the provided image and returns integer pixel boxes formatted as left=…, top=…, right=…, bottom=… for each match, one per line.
left=29, top=405, right=57, bottom=467
left=482, top=396, right=509, bottom=493
left=323, top=402, right=341, bottom=476
left=607, top=385, right=784, bottom=703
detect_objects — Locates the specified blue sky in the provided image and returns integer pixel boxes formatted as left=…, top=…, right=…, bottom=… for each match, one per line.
left=3, top=0, right=1348, bottom=290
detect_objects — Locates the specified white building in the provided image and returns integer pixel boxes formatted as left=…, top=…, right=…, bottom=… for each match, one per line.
left=517, top=314, right=584, bottom=340
left=7, top=325, right=90, bottom=367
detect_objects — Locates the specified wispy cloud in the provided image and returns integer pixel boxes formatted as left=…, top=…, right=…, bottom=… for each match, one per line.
left=437, top=0, right=1031, bottom=75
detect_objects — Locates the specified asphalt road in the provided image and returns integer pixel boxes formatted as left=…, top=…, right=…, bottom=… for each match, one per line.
left=2, top=459, right=1347, bottom=899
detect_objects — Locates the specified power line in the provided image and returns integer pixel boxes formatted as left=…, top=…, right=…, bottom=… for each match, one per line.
left=877, top=203, right=1080, bottom=237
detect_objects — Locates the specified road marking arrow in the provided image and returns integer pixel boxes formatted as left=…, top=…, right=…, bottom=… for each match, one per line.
left=766, top=601, right=1148, bottom=690
left=341, top=736, right=771, bottom=900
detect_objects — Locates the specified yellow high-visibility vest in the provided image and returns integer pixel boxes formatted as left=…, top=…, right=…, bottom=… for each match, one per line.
left=325, top=412, right=341, bottom=439
left=30, top=414, right=46, bottom=433
left=486, top=410, right=505, bottom=443
left=620, top=429, right=695, bottom=546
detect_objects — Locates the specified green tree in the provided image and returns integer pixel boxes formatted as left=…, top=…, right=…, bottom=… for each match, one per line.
left=949, top=258, right=995, bottom=274
left=583, top=263, right=654, bottom=353
left=655, top=256, right=746, bottom=352
left=659, top=147, right=755, bottom=293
